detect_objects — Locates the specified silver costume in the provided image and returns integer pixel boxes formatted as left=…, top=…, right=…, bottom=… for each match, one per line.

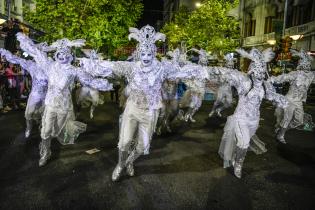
left=181, top=48, right=209, bottom=122
left=209, top=53, right=234, bottom=118
left=215, top=48, right=288, bottom=178
left=95, top=25, right=208, bottom=181
left=157, top=49, right=184, bottom=134
left=270, top=49, right=315, bottom=144
left=76, top=50, right=105, bottom=119
left=0, top=48, right=48, bottom=138
left=16, top=33, right=112, bottom=167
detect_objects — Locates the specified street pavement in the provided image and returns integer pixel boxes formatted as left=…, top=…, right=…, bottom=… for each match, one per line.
left=0, top=96, right=315, bottom=210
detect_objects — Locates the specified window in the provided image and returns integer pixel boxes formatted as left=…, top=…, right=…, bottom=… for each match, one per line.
left=264, top=16, right=273, bottom=34
left=244, top=17, right=256, bottom=37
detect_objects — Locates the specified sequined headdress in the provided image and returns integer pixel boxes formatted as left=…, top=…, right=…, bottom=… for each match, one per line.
left=224, top=53, right=235, bottom=68
left=50, top=38, right=86, bottom=60
left=191, top=48, right=210, bottom=66
left=290, top=49, right=313, bottom=71
left=236, top=48, right=274, bottom=77
left=128, top=25, right=166, bottom=56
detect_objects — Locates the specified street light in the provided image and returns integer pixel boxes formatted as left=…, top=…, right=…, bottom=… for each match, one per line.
left=289, top=34, right=303, bottom=41
left=290, top=34, right=303, bottom=48
left=267, top=39, right=276, bottom=46
left=0, top=19, right=6, bottom=24
left=195, top=2, right=202, bottom=8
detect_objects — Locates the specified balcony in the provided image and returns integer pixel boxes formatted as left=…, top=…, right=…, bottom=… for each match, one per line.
left=285, top=20, right=315, bottom=37
left=243, top=32, right=275, bottom=47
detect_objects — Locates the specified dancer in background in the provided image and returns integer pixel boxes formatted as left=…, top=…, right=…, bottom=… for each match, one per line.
left=77, top=50, right=105, bottom=119
left=270, top=49, right=315, bottom=144
left=181, top=48, right=209, bottom=122
left=209, top=53, right=234, bottom=117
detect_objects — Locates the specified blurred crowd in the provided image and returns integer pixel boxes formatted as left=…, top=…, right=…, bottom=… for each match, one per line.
left=0, top=54, right=31, bottom=113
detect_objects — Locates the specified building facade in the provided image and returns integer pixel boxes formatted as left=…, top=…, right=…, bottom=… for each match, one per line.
left=239, top=0, right=315, bottom=53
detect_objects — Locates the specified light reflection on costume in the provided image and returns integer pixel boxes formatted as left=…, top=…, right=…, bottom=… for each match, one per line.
left=215, top=48, right=288, bottom=178
left=94, top=25, right=207, bottom=181
left=209, top=53, right=234, bottom=117
left=16, top=33, right=112, bottom=166
left=270, top=49, right=315, bottom=144
left=0, top=47, right=49, bottom=138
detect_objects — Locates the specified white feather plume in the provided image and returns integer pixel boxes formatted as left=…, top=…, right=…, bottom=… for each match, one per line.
left=262, top=48, right=275, bottom=62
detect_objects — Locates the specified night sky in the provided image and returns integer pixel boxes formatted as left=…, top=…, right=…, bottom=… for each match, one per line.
left=137, top=0, right=164, bottom=28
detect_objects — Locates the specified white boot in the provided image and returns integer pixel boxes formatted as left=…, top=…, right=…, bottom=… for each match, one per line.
left=233, top=147, right=247, bottom=178
left=112, top=150, right=128, bottom=181
left=39, top=138, right=52, bottom=167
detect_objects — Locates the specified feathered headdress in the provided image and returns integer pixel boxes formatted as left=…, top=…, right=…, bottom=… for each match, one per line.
left=224, top=53, right=235, bottom=68
left=128, top=25, right=165, bottom=55
left=290, top=49, right=313, bottom=71
left=34, top=42, right=54, bottom=52
left=236, top=47, right=274, bottom=77
left=191, top=48, right=210, bottom=66
left=50, top=38, right=86, bottom=55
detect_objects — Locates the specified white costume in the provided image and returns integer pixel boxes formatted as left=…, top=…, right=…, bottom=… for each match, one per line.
left=0, top=47, right=48, bottom=138
left=216, top=48, right=287, bottom=178
left=17, top=33, right=112, bottom=166
left=270, top=49, right=315, bottom=143
left=76, top=50, right=105, bottom=119
left=181, top=48, right=209, bottom=122
left=95, top=25, right=207, bottom=181
left=209, top=53, right=234, bottom=117
left=157, top=49, right=185, bottom=134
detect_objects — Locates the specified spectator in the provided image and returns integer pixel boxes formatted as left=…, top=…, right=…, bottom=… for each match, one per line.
left=5, top=63, right=19, bottom=109
left=1, top=19, right=22, bottom=53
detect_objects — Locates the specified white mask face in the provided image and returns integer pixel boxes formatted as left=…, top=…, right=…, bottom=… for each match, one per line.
left=140, top=51, right=153, bottom=67
left=55, top=51, right=73, bottom=64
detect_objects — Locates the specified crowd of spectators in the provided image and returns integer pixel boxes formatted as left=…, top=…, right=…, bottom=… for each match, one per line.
left=0, top=54, right=31, bottom=113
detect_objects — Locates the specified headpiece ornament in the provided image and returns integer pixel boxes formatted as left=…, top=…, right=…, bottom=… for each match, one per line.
left=236, top=47, right=274, bottom=76
left=191, top=48, right=210, bottom=65
left=290, top=49, right=313, bottom=71
left=128, top=25, right=165, bottom=55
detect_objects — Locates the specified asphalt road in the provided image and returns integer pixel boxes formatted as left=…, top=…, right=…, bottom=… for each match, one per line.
left=0, top=97, right=314, bottom=210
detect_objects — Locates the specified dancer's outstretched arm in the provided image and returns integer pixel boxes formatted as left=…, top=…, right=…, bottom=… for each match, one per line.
left=75, top=67, right=113, bottom=92
left=16, top=32, right=50, bottom=70
left=264, top=80, right=288, bottom=108
left=0, top=48, right=36, bottom=74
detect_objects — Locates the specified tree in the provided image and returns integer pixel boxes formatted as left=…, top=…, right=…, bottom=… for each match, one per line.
left=161, top=0, right=240, bottom=54
left=24, top=0, right=143, bottom=55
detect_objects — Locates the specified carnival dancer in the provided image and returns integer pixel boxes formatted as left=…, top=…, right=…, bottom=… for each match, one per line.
left=209, top=53, right=234, bottom=117
left=181, top=48, right=209, bottom=122
left=94, top=25, right=208, bottom=181
left=157, top=48, right=185, bottom=134
left=16, top=33, right=112, bottom=166
left=77, top=50, right=104, bottom=119
left=216, top=48, right=287, bottom=178
left=270, top=49, right=315, bottom=144
left=0, top=46, right=50, bottom=138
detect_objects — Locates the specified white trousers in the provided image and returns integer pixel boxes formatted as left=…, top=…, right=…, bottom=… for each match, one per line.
left=118, top=101, right=159, bottom=155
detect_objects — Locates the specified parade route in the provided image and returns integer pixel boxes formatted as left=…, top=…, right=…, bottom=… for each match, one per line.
left=0, top=99, right=315, bottom=210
